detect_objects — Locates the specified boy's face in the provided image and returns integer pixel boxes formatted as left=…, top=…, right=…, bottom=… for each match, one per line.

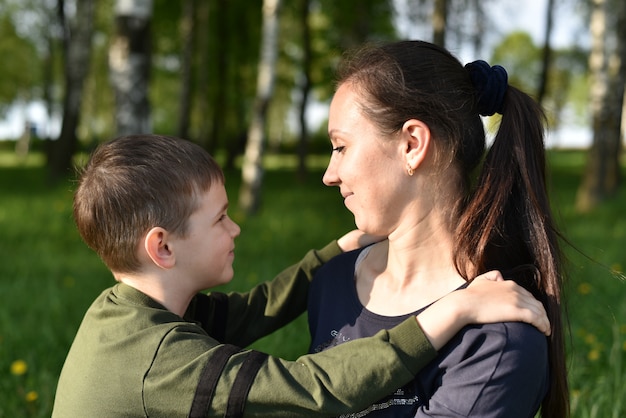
left=172, top=182, right=241, bottom=290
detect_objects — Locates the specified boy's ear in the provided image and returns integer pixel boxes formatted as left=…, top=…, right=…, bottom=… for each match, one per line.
left=401, top=118, right=431, bottom=171
left=144, top=227, right=175, bottom=269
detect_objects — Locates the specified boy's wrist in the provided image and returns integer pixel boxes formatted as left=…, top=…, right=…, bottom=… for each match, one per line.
left=415, top=292, right=466, bottom=351
left=444, top=291, right=470, bottom=326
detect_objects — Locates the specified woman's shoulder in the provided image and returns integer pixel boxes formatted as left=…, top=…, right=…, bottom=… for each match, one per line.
left=461, top=321, right=547, bottom=353
left=437, top=321, right=548, bottom=375
left=418, top=321, right=549, bottom=416
left=314, top=246, right=366, bottom=280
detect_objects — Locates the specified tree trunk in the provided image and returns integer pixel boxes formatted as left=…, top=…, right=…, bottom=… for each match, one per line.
left=239, top=0, right=281, bottom=214
left=109, top=0, right=153, bottom=136
left=47, top=0, right=95, bottom=179
left=177, top=0, right=196, bottom=140
left=195, top=0, right=211, bottom=148
left=42, top=28, right=55, bottom=142
left=576, top=0, right=625, bottom=212
left=432, top=0, right=447, bottom=47
left=468, top=0, right=485, bottom=57
left=536, top=0, right=555, bottom=105
left=210, top=0, right=229, bottom=156
left=297, top=0, right=312, bottom=181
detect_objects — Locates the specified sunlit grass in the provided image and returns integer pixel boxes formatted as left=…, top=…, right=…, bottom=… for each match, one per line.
left=0, top=151, right=350, bottom=416
left=0, top=151, right=45, bottom=167
left=547, top=150, right=626, bottom=417
left=0, top=149, right=624, bottom=417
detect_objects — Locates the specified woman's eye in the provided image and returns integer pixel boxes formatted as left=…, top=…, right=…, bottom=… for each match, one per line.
left=332, top=146, right=345, bottom=153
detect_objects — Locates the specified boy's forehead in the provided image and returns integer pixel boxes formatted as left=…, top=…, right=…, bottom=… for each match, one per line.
left=201, top=182, right=229, bottom=212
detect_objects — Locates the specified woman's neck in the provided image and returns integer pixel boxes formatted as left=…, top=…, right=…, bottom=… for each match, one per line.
left=355, top=222, right=466, bottom=316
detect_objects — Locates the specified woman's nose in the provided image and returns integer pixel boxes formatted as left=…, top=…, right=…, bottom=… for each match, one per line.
left=322, top=158, right=339, bottom=186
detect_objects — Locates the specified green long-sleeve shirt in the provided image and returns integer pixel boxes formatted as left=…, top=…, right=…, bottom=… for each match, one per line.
left=52, top=242, right=436, bottom=417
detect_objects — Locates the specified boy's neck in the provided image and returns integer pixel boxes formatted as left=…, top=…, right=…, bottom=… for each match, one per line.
left=115, top=272, right=195, bottom=317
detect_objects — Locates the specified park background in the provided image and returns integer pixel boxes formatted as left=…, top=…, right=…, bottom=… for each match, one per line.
left=1, top=0, right=625, bottom=416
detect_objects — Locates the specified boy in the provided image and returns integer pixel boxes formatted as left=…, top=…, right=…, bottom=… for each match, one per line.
left=52, top=134, right=549, bottom=417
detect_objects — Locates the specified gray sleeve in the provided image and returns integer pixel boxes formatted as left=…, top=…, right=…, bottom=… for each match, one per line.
left=414, top=322, right=549, bottom=418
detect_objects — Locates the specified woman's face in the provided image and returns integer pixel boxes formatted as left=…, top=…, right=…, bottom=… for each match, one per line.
left=323, top=82, right=411, bottom=236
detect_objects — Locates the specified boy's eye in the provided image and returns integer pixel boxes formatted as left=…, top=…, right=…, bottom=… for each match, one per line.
left=332, top=146, right=345, bottom=153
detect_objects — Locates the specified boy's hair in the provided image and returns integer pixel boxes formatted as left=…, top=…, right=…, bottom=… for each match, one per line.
left=73, top=134, right=225, bottom=273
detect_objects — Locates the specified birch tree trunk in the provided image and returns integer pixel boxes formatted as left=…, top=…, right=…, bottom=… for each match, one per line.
left=42, top=24, right=56, bottom=142
left=297, top=0, right=312, bottom=181
left=239, top=0, right=281, bottom=214
left=47, top=0, right=95, bottom=179
left=576, top=0, right=626, bottom=211
left=109, top=0, right=153, bottom=136
left=432, top=0, right=447, bottom=47
left=536, top=0, right=555, bottom=105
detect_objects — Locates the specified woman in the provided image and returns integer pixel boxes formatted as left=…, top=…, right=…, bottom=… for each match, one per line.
left=308, top=40, right=568, bottom=417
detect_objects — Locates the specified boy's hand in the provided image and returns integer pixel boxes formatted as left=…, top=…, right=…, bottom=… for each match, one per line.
left=461, top=272, right=551, bottom=336
left=337, top=230, right=386, bottom=252
left=416, top=270, right=550, bottom=351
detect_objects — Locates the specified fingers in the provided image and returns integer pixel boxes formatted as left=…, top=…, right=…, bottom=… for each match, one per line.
left=337, top=230, right=366, bottom=251
left=472, top=270, right=504, bottom=282
left=337, top=230, right=387, bottom=251
left=518, top=305, right=551, bottom=336
left=358, top=233, right=387, bottom=247
left=519, top=294, right=551, bottom=336
left=463, top=277, right=552, bottom=336
left=504, top=283, right=551, bottom=336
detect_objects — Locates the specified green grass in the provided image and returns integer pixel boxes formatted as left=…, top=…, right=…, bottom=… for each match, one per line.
left=548, top=150, right=626, bottom=417
left=0, top=150, right=625, bottom=417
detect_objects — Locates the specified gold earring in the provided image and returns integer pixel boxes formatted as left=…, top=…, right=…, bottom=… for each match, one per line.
left=407, top=165, right=414, bottom=176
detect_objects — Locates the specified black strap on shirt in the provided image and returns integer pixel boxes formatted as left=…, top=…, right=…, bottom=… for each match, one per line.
left=189, top=344, right=241, bottom=418
left=208, top=292, right=229, bottom=342
left=188, top=292, right=229, bottom=342
left=225, top=350, right=269, bottom=418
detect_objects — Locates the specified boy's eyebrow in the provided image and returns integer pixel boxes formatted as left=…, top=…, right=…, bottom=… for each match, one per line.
left=216, top=202, right=229, bottom=216
left=208, top=200, right=229, bottom=220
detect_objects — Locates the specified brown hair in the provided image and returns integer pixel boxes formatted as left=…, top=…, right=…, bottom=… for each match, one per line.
left=336, top=40, right=569, bottom=417
left=73, top=134, right=224, bottom=273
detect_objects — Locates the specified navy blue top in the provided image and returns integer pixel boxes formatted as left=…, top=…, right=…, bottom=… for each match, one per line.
left=308, top=248, right=549, bottom=417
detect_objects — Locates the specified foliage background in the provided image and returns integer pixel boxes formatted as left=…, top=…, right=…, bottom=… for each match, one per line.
left=1, top=150, right=625, bottom=417
left=0, top=0, right=625, bottom=416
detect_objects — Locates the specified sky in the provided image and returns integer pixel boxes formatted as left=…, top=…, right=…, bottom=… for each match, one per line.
left=491, top=0, right=591, bottom=148
left=0, top=101, right=58, bottom=141
left=395, top=0, right=588, bottom=58
left=1, top=0, right=591, bottom=146
left=486, top=0, right=587, bottom=50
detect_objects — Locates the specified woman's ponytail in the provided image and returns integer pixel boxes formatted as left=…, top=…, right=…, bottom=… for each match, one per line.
left=454, top=71, right=569, bottom=417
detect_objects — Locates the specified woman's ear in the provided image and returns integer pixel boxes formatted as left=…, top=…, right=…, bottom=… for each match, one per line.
left=144, top=227, right=175, bottom=269
left=402, top=118, right=431, bottom=172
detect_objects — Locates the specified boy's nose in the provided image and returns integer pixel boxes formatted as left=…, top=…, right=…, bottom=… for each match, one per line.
left=229, top=219, right=241, bottom=237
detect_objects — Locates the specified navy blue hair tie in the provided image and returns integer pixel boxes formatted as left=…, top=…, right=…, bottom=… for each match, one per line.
left=464, top=60, right=508, bottom=116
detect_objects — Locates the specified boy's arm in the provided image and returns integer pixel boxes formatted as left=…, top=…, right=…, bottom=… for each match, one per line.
left=186, top=230, right=382, bottom=345
left=151, top=272, right=548, bottom=417
left=417, top=271, right=551, bottom=348
left=188, top=241, right=342, bottom=346
left=211, top=318, right=433, bottom=416
left=147, top=314, right=434, bottom=417
left=207, top=273, right=550, bottom=416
